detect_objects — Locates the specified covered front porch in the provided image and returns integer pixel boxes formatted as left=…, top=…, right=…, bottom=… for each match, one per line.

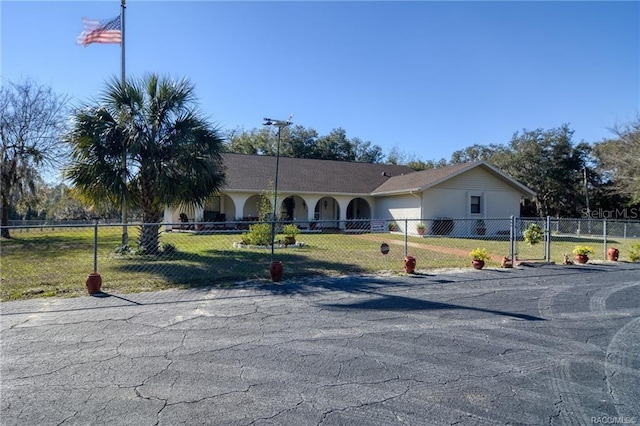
left=164, top=193, right=374, bottom=232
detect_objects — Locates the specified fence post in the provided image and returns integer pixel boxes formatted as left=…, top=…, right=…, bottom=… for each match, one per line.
left=509, top=216, right=516, bottom=262
left=545, top=216, right=551, bottom=262
left=93, top=220, right=99, bottom=274
left=404, top=219, right=408, bottom=258
left=603, top=219, right=608, bottom=261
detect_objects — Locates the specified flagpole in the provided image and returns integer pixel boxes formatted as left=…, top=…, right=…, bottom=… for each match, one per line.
left=121, top=0, right=126, bottom=83
left=120, top=0, right=128, bottom=247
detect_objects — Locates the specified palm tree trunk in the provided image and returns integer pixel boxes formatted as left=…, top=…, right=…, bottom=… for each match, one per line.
left=139, top=222, right=160, bottom=254
left=138, top=201, right=162, bottom=253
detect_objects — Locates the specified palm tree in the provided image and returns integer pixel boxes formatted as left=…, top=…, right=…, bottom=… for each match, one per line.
left=64, top=74, right=225, bottom=253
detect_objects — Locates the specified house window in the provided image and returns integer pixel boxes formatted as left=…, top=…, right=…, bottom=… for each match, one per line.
left=470, top=196, right=481, bottom=214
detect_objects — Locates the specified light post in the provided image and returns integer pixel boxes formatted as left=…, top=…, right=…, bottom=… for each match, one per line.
left=263, top=117, right=293, bottom=280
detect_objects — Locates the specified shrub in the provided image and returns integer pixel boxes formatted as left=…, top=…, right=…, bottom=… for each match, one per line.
left=523, top=223, right=543, bottom=245
left=282, top=224, right=300, bottom=238
left=114, top=244, right=132, bottom=255
left=241, top=223, right=272, bottom=246
left=629, top=243, right=640, bottom=262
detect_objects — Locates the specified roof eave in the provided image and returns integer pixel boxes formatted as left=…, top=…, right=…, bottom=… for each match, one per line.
left=372, top=188, right=423, bottom=197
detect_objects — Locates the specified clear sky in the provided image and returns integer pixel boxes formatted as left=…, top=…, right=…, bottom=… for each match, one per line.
left=2, top=1, right=638, bottom=163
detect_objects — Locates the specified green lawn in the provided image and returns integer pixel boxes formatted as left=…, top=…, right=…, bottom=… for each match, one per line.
left=2, top=226, right=638, bottom=301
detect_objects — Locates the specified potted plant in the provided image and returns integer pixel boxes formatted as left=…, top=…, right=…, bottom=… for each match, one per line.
left=388, top=221, right=397, bottom=232
left=469, top=247, right=490, bottom=269
left=282, top=224, right=299, bottom=245
left=476, top=219, right=486, bottom=236
left=572, top=245, right=594, bottom=264
left=417, top=222, right=426, bottom=236
left=607, top=247, right=619, bottom=261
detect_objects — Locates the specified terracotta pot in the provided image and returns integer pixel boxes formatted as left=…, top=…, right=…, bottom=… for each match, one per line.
left=86, top=273, right=102, bottom=295
left=417, top=228, right=425, bottom=236
left=404, top=256, right=416, bottom=274
left=607, top=247, right=619, bottom=261
left=575, top=254, right=589, bottom=264
left=269, top=261, right=283, bottom=282
left=471, top=260, right=485, bottom=270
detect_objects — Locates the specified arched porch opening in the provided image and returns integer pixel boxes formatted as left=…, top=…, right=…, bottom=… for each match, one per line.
left=314, top=197, right=340, bottom=229
left=203, top=194, right=236, bottom=223
left=346, top=198, right=372, bottom=219
left=281, top=195, right=308, bottom=222
left=345, top=197, right=372, bottom=231
left=242, top=194, right=269, bottom=220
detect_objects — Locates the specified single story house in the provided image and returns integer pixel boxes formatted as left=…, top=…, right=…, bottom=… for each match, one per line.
left=164, top=153, right=535, bottom=235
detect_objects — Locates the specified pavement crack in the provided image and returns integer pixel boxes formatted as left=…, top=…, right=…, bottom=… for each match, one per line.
left=56, top=411, right=79, bottom=425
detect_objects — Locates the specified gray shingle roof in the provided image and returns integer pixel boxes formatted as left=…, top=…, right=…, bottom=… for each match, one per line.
left=372, top=161, right=536, bottom=196
left=371, top=162, right=476, bottom=195
left=221, top=154, right=535, bottom=197
left=222, top=153, right=415, bottom=194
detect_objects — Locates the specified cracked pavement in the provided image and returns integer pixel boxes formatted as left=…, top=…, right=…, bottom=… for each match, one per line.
left=1, top=263, right=639, bottom=425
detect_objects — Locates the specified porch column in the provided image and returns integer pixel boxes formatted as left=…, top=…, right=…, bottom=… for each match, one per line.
left=194, top=205, right=204, bottom=222
left=337, top=198, right=350, bottom=230
left=302, top=196, right=321, bottom=227
left=163, top=206, right=174, bottom=232
left=227, top=194, right=253, bottom=220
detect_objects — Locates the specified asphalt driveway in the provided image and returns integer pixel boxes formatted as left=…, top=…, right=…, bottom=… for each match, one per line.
left=1, top=263, right=639, bottom=425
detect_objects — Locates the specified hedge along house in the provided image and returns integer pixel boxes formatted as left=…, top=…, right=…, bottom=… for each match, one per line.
left=164, top=153, right=535, bottom=234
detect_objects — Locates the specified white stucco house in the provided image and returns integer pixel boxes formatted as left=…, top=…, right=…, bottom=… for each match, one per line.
left=164, top=153, right=535, bottom=235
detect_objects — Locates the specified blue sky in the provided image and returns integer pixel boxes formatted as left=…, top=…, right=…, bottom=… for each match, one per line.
left=2, top=1, right=638, bottom=163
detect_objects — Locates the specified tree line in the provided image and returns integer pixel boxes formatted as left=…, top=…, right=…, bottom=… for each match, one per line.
left=2, top=76, right=639, bottom=247
left=227, top=120, right=639, bottom=219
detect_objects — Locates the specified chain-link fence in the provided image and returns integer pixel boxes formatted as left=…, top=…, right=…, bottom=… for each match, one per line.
left=2, top=217, right=639, bottom=300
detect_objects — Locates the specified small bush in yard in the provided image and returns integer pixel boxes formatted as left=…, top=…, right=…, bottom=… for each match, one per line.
left=629, top=243, right=640, bottom=262
left=523, top=223, right=543, bottom=245
left=241, top=223, right=272, bottom=246
left=282, top=224, right=300, bottom=238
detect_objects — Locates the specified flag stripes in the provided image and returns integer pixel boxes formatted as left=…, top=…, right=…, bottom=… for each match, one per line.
left=77, top=15, right=121, bottom=46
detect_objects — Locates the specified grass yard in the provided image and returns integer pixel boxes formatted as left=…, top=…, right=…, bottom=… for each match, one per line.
left=2, top=226, right=638, bottom=301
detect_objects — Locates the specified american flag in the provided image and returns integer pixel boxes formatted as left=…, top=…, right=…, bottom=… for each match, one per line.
left=77, top=15, right=121, bottom=46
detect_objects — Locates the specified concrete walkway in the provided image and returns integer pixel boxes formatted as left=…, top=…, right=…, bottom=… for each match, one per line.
left=2, top=263, right=639, bottom=425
